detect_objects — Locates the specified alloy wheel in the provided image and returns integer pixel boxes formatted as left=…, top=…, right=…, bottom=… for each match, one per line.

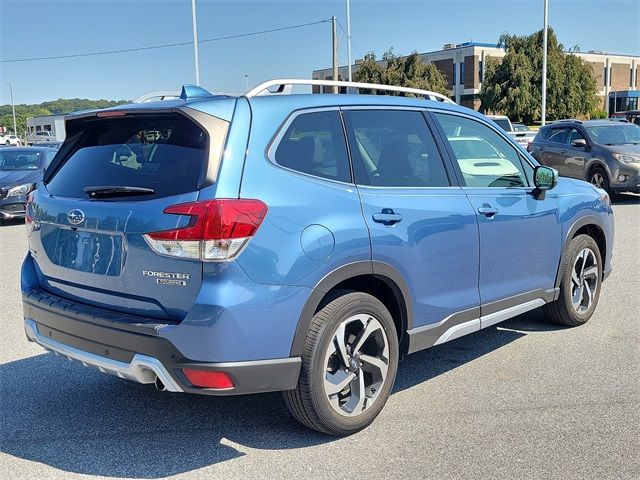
left=571, top=247, right=598, bottom=313
left=590, top=172, right=605, bottom=189
left=323, top=313, right=390, bottom=417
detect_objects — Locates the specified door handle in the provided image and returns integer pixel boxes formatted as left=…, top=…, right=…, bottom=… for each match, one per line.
left=372, top=208, right=402, bottom=226
left=477, top=205, right=498, bottom=217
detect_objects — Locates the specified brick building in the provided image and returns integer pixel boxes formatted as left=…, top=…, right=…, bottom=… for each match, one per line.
left=312, top=42, right=639, bottom=114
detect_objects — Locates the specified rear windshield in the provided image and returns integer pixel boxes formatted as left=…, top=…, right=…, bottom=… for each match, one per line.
left=492, top=118, right=512, bottom=131
left=46, top=113, right=210, bottom=200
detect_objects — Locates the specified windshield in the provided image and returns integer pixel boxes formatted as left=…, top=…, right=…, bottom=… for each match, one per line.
left=0, top=150, right=43, bottom=171
left=585, top=124, right=640, bottom=145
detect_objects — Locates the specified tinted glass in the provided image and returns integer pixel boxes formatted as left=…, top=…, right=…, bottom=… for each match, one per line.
left=492, top=118, right=512, bottom=131
left=547, top=127, right=569, bottom=144
left=585, top=124, right=640, bottom=145
left=435, top=113, right=531, bottom=188
left=0, top=149, right=43, bottom=171
left=274, top=110, right=350, bottom=182
left=47, top=113, right=213, bottom=200
left=45, top=150, right=58, bottom=167
left=346, top=110, right=449, bottom=187
left=567, top=128, right=585, bottom=144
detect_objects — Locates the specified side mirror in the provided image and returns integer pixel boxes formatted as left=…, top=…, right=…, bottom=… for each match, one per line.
left=571, top=138, right=588, bottom=149
left=534, top=165, right=558, bottom=191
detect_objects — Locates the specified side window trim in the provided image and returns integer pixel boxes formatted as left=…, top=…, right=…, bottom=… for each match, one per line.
left=428, top=109, right=535, bottom=189
left=341, top=106, right=455, bottom=189
left=267, top=107, right=354, bottom=185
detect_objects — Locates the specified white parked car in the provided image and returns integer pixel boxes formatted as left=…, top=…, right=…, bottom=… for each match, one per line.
left=487, top=115, right=536, bottom=149
left=0, top=134, right=22, bottom=146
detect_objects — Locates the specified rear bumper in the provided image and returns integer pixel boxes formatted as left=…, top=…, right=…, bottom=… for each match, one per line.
left=23, top=288, right=301, bottom=395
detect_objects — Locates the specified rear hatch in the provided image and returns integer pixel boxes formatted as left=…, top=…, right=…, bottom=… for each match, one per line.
left=27, top=109, right=229, bottom=321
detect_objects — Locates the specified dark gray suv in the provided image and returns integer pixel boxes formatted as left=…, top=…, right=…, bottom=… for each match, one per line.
left=528, top=120, right=640, bottom=195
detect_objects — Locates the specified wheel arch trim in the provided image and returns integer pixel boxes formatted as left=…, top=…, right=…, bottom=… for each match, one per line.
left=555, top=215, right=607, bottom=289
left=585, top=158, right=611, bottom=180
left=289, top=261, right=413, bottom=357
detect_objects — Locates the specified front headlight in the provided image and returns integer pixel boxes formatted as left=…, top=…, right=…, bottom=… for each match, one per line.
left=612, top=153, right=640, bottom=164
left=6, top=183, right=35, bottom=198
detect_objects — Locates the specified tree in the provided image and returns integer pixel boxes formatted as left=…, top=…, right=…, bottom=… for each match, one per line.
left=0, top=98, right=129, bottom=137
left=354, top=49, right=449, bottom=96
left=479, top=28, right=598, bottom=123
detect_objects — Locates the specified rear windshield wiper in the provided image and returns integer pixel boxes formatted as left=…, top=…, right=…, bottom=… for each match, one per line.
left=83, top=186, right=155, bottom=198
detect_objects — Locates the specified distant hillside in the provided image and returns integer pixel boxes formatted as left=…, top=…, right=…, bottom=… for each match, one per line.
left=0, top=98, right=130, bottom=137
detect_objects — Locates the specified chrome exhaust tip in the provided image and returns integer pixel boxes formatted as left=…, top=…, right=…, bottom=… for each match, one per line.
left=154, top=376, right=166, bottom=391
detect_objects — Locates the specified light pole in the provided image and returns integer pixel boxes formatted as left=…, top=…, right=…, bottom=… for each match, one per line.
left=6, top=83, right=17, bottom=136
left=245, top=74, right=249, bottom=91
left=346, top=0, right=353, bottom=82
left=541, top=0, right=548, bottom=125
left=191, top=0, right=201, bottom=86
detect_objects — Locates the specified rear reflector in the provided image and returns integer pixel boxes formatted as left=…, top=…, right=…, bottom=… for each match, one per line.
left=182, top=369, right=235, bottom=389
left=144, top=199, right=267, bottom=261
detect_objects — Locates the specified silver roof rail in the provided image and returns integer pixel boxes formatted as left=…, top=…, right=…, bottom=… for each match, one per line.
left=244, top=78, right=456, bottom=104
left=134, top=90, right=181, bottom=103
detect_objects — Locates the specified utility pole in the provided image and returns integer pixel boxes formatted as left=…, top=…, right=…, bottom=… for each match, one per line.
left=346, top=0, right=353, bottom=82
left=332, top=16, right=339, bottom=93
left=6, top=83, right=17, bottom=136
left=541, top=0, right=548, bottom=125
left=191, top=0, right=201, bottom=86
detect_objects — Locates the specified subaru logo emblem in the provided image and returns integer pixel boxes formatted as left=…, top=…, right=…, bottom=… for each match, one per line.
left=67, top=209, right=85, bottom=225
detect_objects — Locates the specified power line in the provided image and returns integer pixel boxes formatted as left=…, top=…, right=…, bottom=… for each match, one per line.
left=336, top=19, right=365, bottom=61
left=2, top=19, right=332, bottom=64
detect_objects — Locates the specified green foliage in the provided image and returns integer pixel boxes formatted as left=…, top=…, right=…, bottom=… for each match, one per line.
left=0, top=98, right=130, bottom=137
left=590, top=109, right=609, bottom=119
left=480, top=28, right=598, bottom=123
left=354, top=49, right=449, bottom=96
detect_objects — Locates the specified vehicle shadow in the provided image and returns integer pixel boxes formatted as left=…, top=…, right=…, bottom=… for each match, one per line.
left=0, top=218, right=24, bottom=227
left=0, top=309, right=560, bottom=478
left=612, top=193, right=639, bottom=204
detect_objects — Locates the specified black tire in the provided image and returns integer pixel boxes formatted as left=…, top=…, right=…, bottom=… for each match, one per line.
left=588, top=166, right=611, bottom=196
left=543, top=234, right=602, bottom=326
left=283, top=290, right=399, bottom=436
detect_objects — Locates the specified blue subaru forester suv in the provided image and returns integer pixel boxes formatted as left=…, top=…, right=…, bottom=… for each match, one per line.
left=22, top=80, right=614, bottom=435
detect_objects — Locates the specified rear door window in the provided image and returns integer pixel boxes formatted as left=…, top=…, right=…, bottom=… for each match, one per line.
left=273, top=110, right=351, bottom=182
left=345, top=110, right=450, bottom=187
left=547, top=127, right=570, bottom=144
left=46, top=113, right=218, bottom=200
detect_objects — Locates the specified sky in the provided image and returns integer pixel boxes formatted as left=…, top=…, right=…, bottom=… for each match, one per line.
left=1, top=0, right=639, bottom=105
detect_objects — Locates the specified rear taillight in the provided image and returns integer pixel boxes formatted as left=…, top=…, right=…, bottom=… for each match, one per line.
left=144, top=199, right=267, bottom=261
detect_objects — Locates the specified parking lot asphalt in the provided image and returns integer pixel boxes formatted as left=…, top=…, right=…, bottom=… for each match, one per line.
left=0, top=194, right=638, bottom=480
